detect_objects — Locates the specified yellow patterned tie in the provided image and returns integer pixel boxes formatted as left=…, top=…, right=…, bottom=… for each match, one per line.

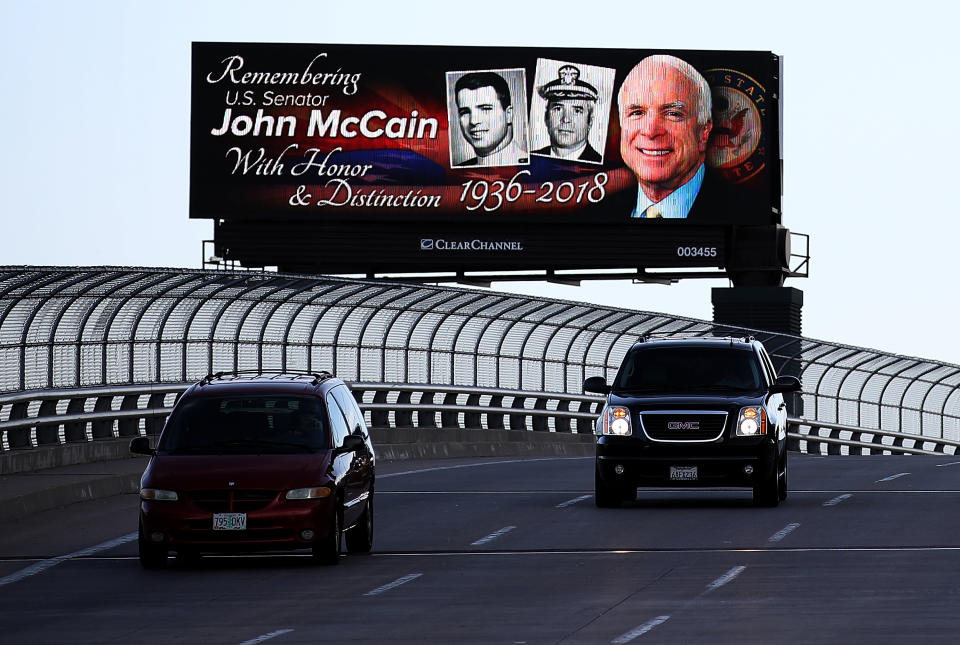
left=644, top=205, right=662, bottom=218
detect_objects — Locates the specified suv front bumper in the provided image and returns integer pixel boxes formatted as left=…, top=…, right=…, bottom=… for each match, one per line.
left=596, top=437, right=780, bottom=489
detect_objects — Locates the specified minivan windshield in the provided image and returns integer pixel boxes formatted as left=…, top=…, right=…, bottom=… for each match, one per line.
left=158, top=395, right=329, bottom=455
left=613, top=346, right=764, bottom=394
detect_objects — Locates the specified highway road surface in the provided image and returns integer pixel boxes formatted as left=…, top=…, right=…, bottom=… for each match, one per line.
left=2, top=453, right=959, bottom=644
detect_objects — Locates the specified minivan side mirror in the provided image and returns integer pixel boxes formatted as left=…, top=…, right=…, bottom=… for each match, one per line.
left=129, top=436, right=156, bottom=456
left=769, top=375, right=801, bottom=394
left=338, top=434, right=365, bottom=454
left=583, top=376, right=611, bottom=395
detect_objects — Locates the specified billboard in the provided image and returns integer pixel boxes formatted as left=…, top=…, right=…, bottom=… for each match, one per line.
left=190, top=43, right=781, bottom=274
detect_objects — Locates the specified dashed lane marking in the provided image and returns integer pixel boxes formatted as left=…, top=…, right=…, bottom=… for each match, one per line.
left=364, top=573, right=423, bottom=597
left=0, top=532, right=137, bottom=588
left=611, top=616, right=671, bottom=644
left=876, top=472, right=911, bottom=483
left=767, top=523, right=801, bottom=543
left=556, top=495, right=593, bottom=508
left=471, top=526, right=517, bottom=546
left=824, top=494, right=853, bottom=507
left=705, top=565, right=747, bottom=592
left=608, top=566, right=746, bottom=643
left=238, top=629, right=294, bottom=645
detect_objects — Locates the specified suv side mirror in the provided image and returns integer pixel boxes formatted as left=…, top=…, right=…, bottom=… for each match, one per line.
left=129, top=436, right=156, bottom=456
left=770, top=375, right=801, bottom=394
left=583, top=376, right=611, bottom=395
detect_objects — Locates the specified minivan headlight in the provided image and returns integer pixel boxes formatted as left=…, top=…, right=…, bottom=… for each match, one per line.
left=140, top=488, right=178, bottom=501
left=599, top=406, right=633, bottom=436
left=736, top=406, right=767, bottom=436
left=285, top=486, right=332, bottom=500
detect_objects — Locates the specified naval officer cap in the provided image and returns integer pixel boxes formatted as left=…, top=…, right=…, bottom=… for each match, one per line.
left=537, top=65, right=599, bottom=101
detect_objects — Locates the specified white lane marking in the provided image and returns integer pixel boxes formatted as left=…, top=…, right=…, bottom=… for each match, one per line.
left=876, top=472, right=910, bottom=483
left=371, top=545, right=960, bottom=557
left=611, top=616, right=671, bottom=644
left=471, top=525, right=517, bottom=546
left=379, top=457, right=589, bottom=479
left=936, top=462, right=960, bottom=468
left=238, top=629, right=294, bottom=645
left=0, top=532, right=137, bottom=588
left=380, top=491, right=587, bottom=495
left=824, top=494, right=853, bottom=507
left=705, top=565, right=746, bottom=592
left=364, top=573, right=423, bottom=597
left=768, top=523, right=800, bottom=543
left=556, top=495, right=593, bottom=508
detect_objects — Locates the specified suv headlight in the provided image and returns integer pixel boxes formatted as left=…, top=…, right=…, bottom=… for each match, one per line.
left=599, top=406, right=633, bottom=436
left=736, top=406, right=767, bottom=436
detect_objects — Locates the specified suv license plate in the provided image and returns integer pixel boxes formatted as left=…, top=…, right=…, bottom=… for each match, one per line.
left=212, top=513, right=247, bottom=530
left=670, top=466, right=698, bottom=481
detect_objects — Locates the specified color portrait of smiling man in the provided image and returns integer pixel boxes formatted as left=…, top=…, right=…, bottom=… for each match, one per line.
left=617, top=55, right=714, bottom=219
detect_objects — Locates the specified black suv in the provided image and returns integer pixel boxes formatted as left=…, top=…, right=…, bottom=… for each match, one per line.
left=130, top=371, right=375, bottom=567
left=584, top=337, right=801, bottom=507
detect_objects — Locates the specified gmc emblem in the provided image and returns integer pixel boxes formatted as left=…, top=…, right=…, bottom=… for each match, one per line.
left=667, top=421, right=700, bottom=430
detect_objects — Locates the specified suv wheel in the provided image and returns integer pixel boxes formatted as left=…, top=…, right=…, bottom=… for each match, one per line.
left=313, top=507, right=342, bottom=565
left=138, top=522, right=168, bottom=569
left=595, top=468, right=622, bottom=508
left=345, top=494, right=374, bottom=554
left=753, top=461, right=781, bottom=507
left=777, top=452, right=788, bottom=501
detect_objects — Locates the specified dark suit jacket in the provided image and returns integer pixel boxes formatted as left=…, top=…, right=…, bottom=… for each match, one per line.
left=603, top=167, right=767, bottom=224
left=532, top=142, right=602, bottom=162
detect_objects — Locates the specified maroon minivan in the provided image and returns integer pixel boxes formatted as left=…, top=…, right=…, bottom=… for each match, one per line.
left=130, top=371, right=375, bottom=568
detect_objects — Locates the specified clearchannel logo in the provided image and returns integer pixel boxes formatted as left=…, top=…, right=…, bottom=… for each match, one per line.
left=420, top=239, right=525, bottom=252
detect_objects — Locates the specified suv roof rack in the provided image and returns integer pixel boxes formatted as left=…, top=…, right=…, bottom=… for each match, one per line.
left=199, top=369, right=335, bottom=386
left=638, top=332, right=755, bottom=344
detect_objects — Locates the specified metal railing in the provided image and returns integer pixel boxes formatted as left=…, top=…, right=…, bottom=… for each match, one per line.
left=1, top=267, right=958, bottom=459
left=3, top=383, right=956, bottom=460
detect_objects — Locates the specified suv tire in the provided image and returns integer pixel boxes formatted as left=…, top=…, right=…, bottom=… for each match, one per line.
left=753, top=461, right=781, bottom=507
left=777, top=453, right=788, bottom=501
left=595, top=468, right=623, bottom=508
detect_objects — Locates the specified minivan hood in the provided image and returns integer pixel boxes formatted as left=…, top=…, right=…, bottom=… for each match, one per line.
left=142, top=454, right=333, bottom=491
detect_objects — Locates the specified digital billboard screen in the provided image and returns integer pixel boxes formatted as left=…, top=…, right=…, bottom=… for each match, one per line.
left=190, top=42, right=781, bottom=274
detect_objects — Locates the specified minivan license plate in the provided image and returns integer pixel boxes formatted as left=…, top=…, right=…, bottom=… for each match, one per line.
left=670, top=466, right=698, bottom=481
left=212, top=513, right=247, bottom=530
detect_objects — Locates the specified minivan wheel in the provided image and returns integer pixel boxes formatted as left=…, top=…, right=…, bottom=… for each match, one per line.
left=345, top=495, right=374, bottom=554
left=313, top=508, right=342, bottom=565
left=138, top=523, right=168, bottom=569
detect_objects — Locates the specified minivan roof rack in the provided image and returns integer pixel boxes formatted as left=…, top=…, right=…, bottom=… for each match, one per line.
left=199, top=369, right=334, bottom=386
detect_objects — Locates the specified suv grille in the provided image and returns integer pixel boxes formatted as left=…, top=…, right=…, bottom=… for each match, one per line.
left=186, top=490, right=279, bottom=512
left=639, top=411, right=728, bottom=442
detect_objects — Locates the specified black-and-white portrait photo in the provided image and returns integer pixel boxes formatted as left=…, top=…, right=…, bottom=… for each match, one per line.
left=529, top=59, right=615, bottom=165
left=445, top=68, right=530, bottom=169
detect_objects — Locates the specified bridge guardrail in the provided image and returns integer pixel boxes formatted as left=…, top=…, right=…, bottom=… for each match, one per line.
left=3, top=383, right=957, bottom=463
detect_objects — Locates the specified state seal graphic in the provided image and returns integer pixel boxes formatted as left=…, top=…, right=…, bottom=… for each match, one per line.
left=704, top=68, right=768, bottom=183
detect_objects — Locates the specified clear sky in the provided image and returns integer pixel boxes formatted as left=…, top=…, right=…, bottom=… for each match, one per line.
left=2, top=1, right=957, bottom=364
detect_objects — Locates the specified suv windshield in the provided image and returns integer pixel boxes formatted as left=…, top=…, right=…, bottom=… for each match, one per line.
left=613, top=346, right=764, bottom=394
left=158, top=395, right=329, bottom=455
